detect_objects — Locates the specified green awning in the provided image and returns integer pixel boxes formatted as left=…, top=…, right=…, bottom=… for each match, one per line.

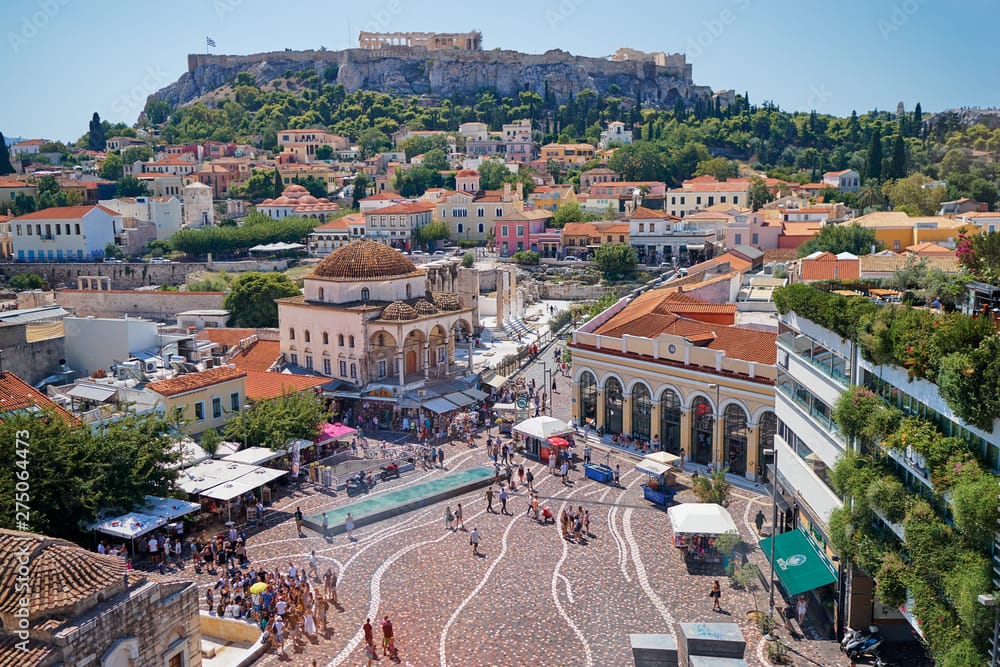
left=759, top=529, right=837, bottom=597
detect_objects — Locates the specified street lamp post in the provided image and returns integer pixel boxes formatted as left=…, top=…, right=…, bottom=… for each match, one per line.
left=707, top=383, right=722, bottom=468
left=764, top=447, right=778, bottom=616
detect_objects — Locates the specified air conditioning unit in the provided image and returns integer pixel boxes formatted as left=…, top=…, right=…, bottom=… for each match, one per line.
left=417, top=390, right=427, bottom=398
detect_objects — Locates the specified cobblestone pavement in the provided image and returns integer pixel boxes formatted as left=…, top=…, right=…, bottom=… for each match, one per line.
left=148, top=341, right=855, bottom=667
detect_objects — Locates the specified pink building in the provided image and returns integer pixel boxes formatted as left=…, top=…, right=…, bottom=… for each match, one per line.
left=495, top=209, right=554, bottom=257
left=725, top=212, right=781, bottom=250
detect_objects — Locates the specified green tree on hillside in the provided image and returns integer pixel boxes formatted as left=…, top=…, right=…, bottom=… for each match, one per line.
left=887, top=134, right=907, bottom=180
left=351, top=173, right=370, bottom=209
left=883, top=174, right=947, bottom=216
left=292, top=176, right=329, bottom=198
left=593, top=243, right=638, bottom=279
left=551, top=201, right=590, bottom=227
left=224, top=272, right=301, bottom=327
left=224, top=391, right=326, bottom=449
left=797, top=223, right=881, bottom=257
left=478, top=160, right=511, bottom=191
left=115, top=176, right=150, bottom=198
left=748, top=176, right=773, bottom=211
left=273, top=169, right=283, bottom=197
left=695, top=157, right=738, bottom=181
left=99, top=152, right=123, bottom=180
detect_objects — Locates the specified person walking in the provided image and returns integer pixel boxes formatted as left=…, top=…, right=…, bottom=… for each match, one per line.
left=445, top=506, right=455, bottom=531
left=583, top=443, right=591, bottom=464
left=584, top=509, right=591, bottom=537
left=345, top=513, right=355, bottom=541
left=381, top=615, right=394, bottom=656
left=754, top=510, right=765, bottom=535
left=614, top=464, right=621, bottom=487
left=796, top=595, right=808, bottom=624
left=455, top=503, right=465, bottom=530
left=710, top=580, right=722, bottom=612
left=517, top=464, right=525, bottom=487
left=560, top=459, right=570, bottom=485
left=679, top=448, right=686, bottom=471
left=321, top=512, right=329, bottom=539
left=499, top=486, right=510, bottom=515
left=485, top=486, right=495, bottom=513
left=438, top=447, right=445, bottom=468
left=294, top=506, right=304, bottom=538
left=309, top=550, right=319, bottom=579
left=469, top=527, right=481, bottom=555
left=548, top=451, right=557, bottom=476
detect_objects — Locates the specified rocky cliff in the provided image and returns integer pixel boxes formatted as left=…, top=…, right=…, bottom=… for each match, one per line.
left=147, top=47, right=713, bottom=111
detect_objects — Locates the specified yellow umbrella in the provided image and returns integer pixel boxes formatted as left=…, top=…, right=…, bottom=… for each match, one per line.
left=249, top=581, right=268, bottom=595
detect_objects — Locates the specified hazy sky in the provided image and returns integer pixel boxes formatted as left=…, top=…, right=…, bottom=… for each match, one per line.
left=5, top=0, right=997, bottom=141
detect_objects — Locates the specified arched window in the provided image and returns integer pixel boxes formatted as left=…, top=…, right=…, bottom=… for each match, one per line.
left=322, top=332, right=329, bottom=345
left=405, top=283, right=412, bottom=299
left=631, top=383, right=652, bottom=440
left=304, top=330, right=311, bottom=343
left=690, top=396, right=714, bottom=465
left=604, top=377, right=623, bottom=435
left=338, top=334, right=344, bottom=347
left=478, top=223, right=485, bottom=234
left=318, top=287, right=324, bottom=301
left=288, top=327, right=295, bottom=340
left=659, top=389, right=682, bottom=454
left=579, top=371, right=597, bottom=425
left=361, top=287, right=370, bottom=302
left=349, top=335, right=355, bottom=348
left=724, top=404, right=749, bottom=475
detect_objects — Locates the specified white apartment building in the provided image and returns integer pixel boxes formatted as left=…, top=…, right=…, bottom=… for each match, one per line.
left=12, top=205, right=122, bottom=262
left=99, top=196, right=183, bottom=239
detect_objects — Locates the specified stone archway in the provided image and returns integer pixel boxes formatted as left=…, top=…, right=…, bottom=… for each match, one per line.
left=405, top=349, right=418, bottom=375
left=724, top=404, right=749, bottom=475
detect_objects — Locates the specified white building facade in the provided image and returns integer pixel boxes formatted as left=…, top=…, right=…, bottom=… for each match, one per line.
left=12, top=205, right=122, bottom=261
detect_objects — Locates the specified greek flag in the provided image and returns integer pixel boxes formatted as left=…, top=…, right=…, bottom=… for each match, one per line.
left=206, top=36, right=216, bottom=48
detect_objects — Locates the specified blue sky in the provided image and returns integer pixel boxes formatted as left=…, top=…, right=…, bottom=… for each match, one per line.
left=5, top=0, right=997, bottom=141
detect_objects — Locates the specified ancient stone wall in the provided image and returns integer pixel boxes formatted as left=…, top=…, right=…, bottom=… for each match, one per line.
left=0, top=260, right=287, bottom=289
left=55, top=289, right=226, bottom=319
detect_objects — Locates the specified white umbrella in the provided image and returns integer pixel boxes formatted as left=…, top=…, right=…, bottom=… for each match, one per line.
left=512, top=416, right=572, bottom=440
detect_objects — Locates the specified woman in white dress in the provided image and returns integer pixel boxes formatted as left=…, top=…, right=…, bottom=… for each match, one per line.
left=303, top=605, right=317, bottom=639
left=345, top=513, right=355, bottom=540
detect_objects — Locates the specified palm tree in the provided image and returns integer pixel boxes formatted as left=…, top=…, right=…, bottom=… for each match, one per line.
left=857, top=184, right=884, bottom=211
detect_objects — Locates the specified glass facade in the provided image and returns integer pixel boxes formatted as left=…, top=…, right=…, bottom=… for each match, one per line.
left=605, top=377, right=623, bottom=434
left=631, top=383, right=652, bottom=439
left=691, top=397, right=714, bottom=464
left=777, top=329, right=849, bottom=384
left=660, top=390, right=682, bottom=454
left=724, top=404, right=749, bottom=475
left=579, top=371, right=597, bottom=425
left=777, top=370, right=839, bottom=434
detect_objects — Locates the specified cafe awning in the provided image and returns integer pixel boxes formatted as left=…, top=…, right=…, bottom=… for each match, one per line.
left=462, top=387, right=488, bottom=401
left=668, top=503, right=737, bottom=536
left=201, top=467, right=288, bottom=501
left=481, top=373, right=507, bottom=389
left=759, top=529, right=838, bottom=597
left=444, top=391, right=475, bottom=408
left=220, top=446, right=285, bottom=466
left=424, top=397, right=460, bottom=414
left=635, top=459, right=673, bottom=477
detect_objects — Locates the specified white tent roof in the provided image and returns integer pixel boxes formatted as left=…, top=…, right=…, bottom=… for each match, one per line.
left=200, top=467, right=287, bottom=501
left=166, top=438, right=210, bottom=470
left=92, top=511, right=166, bottom=540
left=635, top=459, right=673, bottom=477
left=176, top=459, right=260, bottom=495
left=512, top=416, right=572, bottom=440
left=644, top=451, right=682, bottom=467
left=667, top=503, right=738, bottom=536
left=142, top=495, right=200, bottom=520
left=221, top=446, right=285, bottom=466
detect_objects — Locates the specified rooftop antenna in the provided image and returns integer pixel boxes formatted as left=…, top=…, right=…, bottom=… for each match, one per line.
left=0, top=349, right=5, bottom=376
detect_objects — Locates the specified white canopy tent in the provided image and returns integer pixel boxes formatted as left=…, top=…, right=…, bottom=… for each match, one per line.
left=635, top=458, right=674, bottom=477
left=166, top=438, right=210, bottom=469
left=221, top=446, right=285, bottom=466
left=667, top=503, right=738, bottom=536
left=142, top=495, right=200, bottom=521
left=201, top=467, right=288, bottom=502
left=176, top=460, right=261, bottom=495
left=644, top=451, right=682, bottom=467
left=92, top=511, right=166, bottom=540
left=512, top=416, right=573, bottom=440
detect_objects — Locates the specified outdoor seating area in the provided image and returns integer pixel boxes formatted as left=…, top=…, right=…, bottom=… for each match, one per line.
left=668, top=503, right=739, bottom=574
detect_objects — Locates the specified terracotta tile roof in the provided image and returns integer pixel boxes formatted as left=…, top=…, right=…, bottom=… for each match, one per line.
left=905, top=242, right=954, bottom=256
left=0, top=179, right=32, bottom=188
left=0, top=529, right=125, bottom=618
left=859, top=254, right=960, bottom=274
left=0, top=635, right=55, bottom=667
left=361, top=192, right=407, bottom=202
left=312, top=216, right=352, bottom=230
left=0, top=372, right=77, bottom=423
left=599, top=223, right=630, bottom=234
left=592, top=289, right=776, bottom=365
left=686, top=252, right=752, bottom=275
left=230, top=340, right=282, bottom=372
left=146, top=366, right=246, bottom=397
left=800, top=253, right=861, bottom=281
left=244, top=370, right=328, bottom=401
left=561, top=222, right=600, bottom=238
left=196, top=328, right=256, bottom=348
left=366, top=201, right=435, bottom=215
left=630, top=206, right=675, bottom=220
left=781, top=221, right=823, bottom=236
left=14, top=205, right=118, bottom=221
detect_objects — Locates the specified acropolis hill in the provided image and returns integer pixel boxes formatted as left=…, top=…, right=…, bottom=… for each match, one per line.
left=148, top=34, right=715, bottom=110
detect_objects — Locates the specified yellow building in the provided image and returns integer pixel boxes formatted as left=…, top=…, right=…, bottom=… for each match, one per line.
left=527, top=184, right=577, bottom=213
left=854, top=211, right=976, bottom=252
left=146, top=366, right=247, bottom=436
left=539, top=143, right=596, bottom=165
left=570, top=288, right=777, bottom=480
left=278, top=163, right=350, bottom=191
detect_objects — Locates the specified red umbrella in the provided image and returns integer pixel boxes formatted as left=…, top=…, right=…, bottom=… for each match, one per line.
left=547, top=436, right=570, bottom=447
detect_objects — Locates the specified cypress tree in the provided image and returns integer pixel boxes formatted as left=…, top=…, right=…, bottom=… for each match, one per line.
left=0, top=133, right=14, bottom=175
left=888, top=134, right=906, bottom=179
left=273, top=169, right=283, bottom=197
left=912, top=102, right=923, bottom=137
left=865, top=125, right=883, bottom=182
left=88, top=112, right=106, bottom=151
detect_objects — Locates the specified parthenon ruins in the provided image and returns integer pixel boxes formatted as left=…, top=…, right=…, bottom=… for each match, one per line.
left=358, top=31, right=482, bottom=51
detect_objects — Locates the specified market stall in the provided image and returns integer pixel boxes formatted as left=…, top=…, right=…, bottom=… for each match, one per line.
left=512, top=416, right=572, bottom=459
left=668, top=503, right=739, bottom=567
left=220, top=446, right=285, bottom=467
left=90, top=511, right=166, bottom=555
left=635, top=455, right=679, bottom=506
left=316, top=422, right=357, bottom=446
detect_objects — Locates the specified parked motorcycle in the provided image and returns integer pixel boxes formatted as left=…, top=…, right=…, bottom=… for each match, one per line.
left=840, top=625, right=869, bottom=653
left=846, top=626, right=884, bottom=663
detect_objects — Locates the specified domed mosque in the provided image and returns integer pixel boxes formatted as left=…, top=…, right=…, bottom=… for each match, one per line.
left=276, top=240, right=480, bottom=414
